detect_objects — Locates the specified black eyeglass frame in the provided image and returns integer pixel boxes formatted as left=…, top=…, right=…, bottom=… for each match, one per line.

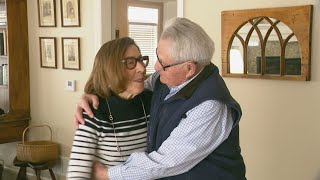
left=156, top=48, right=192, bottom=71
left=121, top=56, right=149, bottom=70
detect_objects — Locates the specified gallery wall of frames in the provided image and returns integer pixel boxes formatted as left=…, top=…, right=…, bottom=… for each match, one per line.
left=38, top=0, right=81, bottom=70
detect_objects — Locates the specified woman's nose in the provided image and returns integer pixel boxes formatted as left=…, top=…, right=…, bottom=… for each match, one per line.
left=136, top=61, right=146, bottom=72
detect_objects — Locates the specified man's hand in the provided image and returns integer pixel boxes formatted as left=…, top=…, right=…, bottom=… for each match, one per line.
left=92, top=161, right=109, bottom=180
left=74, top=93, right=99, bottom=128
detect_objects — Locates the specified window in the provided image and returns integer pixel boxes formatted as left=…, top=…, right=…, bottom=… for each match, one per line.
left=127, top=2, right=162, bottom=74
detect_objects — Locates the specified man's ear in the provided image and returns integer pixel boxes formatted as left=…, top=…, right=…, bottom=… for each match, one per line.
left=185, top=62, right=197, bottom=80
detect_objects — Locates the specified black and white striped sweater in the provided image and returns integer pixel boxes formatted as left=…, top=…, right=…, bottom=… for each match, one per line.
left=67, top=90, right=152, bottom=179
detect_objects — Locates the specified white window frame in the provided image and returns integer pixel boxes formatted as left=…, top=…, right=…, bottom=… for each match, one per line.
left=127, top=1, right=163, bottom=75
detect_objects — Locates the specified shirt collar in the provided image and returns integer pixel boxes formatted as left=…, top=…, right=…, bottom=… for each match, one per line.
left=165, top=68, right=204, bottom=100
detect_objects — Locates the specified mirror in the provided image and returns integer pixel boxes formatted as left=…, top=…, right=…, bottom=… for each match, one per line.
left=229, top=17, right=301, bottom=75
left=222, top=5, right=313, bottom=81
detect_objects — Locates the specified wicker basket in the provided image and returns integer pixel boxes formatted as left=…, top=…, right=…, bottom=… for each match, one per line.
left=16, top=125, right=59, bottom=163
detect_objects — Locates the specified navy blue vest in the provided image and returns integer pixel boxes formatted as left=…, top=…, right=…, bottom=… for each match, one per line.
left=147, top=63, right=246, bottom=180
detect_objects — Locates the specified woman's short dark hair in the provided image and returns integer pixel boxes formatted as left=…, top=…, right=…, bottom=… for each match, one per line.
left=84, top=37, right=140, bottom=98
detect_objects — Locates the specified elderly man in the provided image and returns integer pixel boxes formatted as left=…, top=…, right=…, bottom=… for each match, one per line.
left=75, top=18, right=246, bottom=180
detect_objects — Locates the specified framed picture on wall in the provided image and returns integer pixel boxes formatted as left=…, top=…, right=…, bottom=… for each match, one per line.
left=37, top=0, right=57, bottom=27
left=61, top=0, right=80, bottom=27
left=62, top=37, right=80, bottom=70
left=39, top=37, right=57, bottom=68
left=0, top=28, right=7, bottom=56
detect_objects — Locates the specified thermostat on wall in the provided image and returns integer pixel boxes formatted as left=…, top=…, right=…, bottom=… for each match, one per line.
left=65, top=80, right=76, bottom=92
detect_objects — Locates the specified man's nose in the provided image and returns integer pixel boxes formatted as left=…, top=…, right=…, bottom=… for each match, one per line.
left=154, top=60, right=161, bottom=71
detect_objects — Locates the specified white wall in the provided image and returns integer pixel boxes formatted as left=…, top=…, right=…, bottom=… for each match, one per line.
left=184, top=0, right=320, bottom=180
left=163, top=1, right=177, bottom=23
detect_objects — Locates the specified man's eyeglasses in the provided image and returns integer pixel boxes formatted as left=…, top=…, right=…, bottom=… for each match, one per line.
left=122, top=56, right=149, bottom=70
left=156, top=49, right=187, bottom=71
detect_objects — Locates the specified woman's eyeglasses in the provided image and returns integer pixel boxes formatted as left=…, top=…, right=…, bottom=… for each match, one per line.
left=122, top=56, right=149, bottom=70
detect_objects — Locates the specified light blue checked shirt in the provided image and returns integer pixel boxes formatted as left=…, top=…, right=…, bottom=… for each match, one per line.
left=108, top=71, right=234, bottom=180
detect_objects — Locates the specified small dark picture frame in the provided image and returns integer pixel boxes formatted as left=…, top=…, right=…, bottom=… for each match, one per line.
left=37, top=0, right=57, bottom=27
left=39, top=37, right=57, bottom=68
left=62, top=37, right=80, bottom=70
left=61, top=0, right=80, bottom=27
left=0, top=28, right=7, bottom=56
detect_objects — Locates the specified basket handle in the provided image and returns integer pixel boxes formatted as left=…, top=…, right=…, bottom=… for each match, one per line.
left=22, top=125, right=53, bottom=144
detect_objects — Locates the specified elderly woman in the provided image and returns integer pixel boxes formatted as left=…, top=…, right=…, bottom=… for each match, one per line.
left=67, top=37, right=152, bottom=179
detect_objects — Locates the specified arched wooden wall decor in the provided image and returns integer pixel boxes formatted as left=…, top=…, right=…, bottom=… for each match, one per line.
left=221, top=5, right=313, bottom=81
